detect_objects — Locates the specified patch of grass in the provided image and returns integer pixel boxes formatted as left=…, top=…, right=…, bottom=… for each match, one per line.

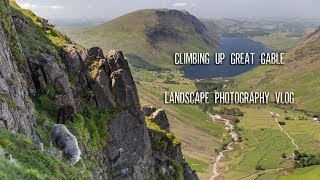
left=280, top=165, right=320, bottom=180
left=0, top=127, right=91, bottom=179
left=184, top=155, right=209, bottom=173
left=146, top=117, right=181, bottom=151
left=78, top=106, right=110, bottom=150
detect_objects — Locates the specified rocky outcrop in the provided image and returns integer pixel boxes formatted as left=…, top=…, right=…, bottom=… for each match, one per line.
left=107, top=110, right=153, bottom=179
left=151, top=108, right=170, bottom=131
left=62, top=46, right=154, bottom=179
left=148, top=107, right=199, bottom=179
left=63, top=46, right=141, bottom=110
left=0, top=8, right=39, bottom=141
left=29, top=53, right=75, bottom=107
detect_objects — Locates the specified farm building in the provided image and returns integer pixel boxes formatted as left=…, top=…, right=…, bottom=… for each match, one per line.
left=312, top=115, right=320, bottom=122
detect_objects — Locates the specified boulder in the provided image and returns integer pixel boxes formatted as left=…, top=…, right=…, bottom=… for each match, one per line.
left=151, top=108, right=170, bottom=131
left=87, top=47, right=104, bottom=61
left=141, top=105, right=156, bottom=116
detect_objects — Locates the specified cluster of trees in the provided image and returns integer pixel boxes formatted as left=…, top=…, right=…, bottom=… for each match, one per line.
left=255, top=165, right=265, bottom=171
left=293, top=150, right=320, bottom=168
left=298, top=116, right=308, bottom=120
left=210, top=107, right=245, bottom=117
left=194, top=81, right=224, bottom=92
left=285, top=116, right=294, bottom=120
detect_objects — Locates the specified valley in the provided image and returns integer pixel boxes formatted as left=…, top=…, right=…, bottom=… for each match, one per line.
left=65, top=8, right=320, bottom=180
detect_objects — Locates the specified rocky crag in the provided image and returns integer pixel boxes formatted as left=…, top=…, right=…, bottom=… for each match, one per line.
left=0, top=0, right=198, bottom=179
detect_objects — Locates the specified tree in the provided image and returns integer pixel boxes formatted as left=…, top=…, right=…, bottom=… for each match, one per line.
left=281, top=153, right=286, bottom=159
left=255, top=165, right=264, bottom=171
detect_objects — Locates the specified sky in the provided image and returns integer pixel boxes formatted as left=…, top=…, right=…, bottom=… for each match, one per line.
left=16, top=0, right=320, bottom=20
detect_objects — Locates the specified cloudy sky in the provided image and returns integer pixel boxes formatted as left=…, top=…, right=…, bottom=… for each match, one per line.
left=16, top=0, right=320, bottom=19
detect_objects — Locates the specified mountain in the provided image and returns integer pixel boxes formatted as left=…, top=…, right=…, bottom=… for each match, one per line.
left=234, top=26, right=320, bottom=111
left=67, top=9, right=218, bottom=70
left=0, top=0, right=199, bottom=179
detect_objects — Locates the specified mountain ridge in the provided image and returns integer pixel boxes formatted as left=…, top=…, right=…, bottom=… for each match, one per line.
left=67, top=8, right=218, bottom=70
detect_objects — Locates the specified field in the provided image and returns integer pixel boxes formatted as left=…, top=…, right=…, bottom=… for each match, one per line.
left=280, top=165, right=320, bottom=180
left=251, top=32, right=301, bottom=52
left=216, top=105, right=320, bottom=179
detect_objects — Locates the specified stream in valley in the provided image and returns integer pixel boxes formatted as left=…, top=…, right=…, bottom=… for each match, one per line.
left=209, top=115, right=238, bottom=180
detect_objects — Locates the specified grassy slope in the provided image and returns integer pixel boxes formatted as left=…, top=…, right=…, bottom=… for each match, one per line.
left=251, top=32, right=302, bottom=52
left=0, top=127, right=91, bottom=179
left=233, top=27, right=320, bottom=112
left=67, top=9, right=216, bottom=69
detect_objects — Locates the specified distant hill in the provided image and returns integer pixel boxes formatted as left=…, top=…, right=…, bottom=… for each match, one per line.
left=67, top=9, right=218, bottom=69
left=201, top=18, right=320, bottom=52
left=234, top=26, right=320, bottom=111
left=50, top=18, right=109, bottom=30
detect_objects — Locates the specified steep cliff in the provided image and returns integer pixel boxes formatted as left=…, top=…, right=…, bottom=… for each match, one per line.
left=0, top=0, right=38, bottom=141
left=0, top=0, right=198, bottom=179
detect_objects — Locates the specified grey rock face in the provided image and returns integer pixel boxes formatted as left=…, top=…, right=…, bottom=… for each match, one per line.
left=90, top=60, right=116, bottom=109
left=108, top=50, right=140, bottom=108
left=0, top=18, right=38, bottom=141
left=51, top=124, right=81, bottom=165
left=107, top=109, right=154, bottom=179
left=151, top=108, right=170, bottom=131
left=29, top=53, right=75, bottom=107
left=62, top=45, right=82, bottom=76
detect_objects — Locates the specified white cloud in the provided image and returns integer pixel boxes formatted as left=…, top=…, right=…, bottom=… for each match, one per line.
left=20, top=3, right=64, bottom=10
left=172, top=2, right=188, bottom=7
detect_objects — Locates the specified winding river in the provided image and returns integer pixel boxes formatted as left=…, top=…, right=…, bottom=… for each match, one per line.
left=209, top=114, right=238, bottom=180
